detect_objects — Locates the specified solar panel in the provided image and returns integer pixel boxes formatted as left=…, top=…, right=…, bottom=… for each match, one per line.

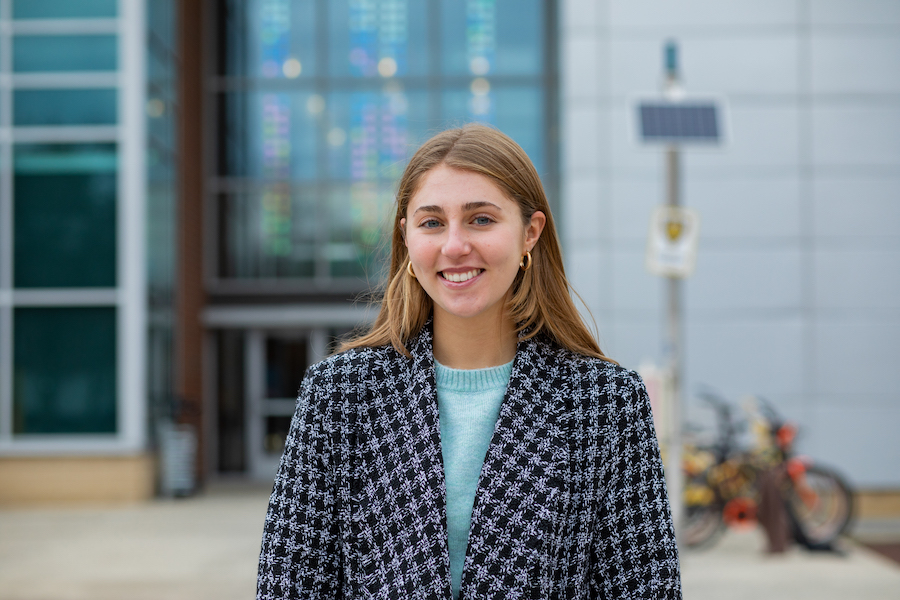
left=638, top=102, right=720, bottom=143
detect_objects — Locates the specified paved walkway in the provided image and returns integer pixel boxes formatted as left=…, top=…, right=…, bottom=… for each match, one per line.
left=1, top=485, right=898, bottom=600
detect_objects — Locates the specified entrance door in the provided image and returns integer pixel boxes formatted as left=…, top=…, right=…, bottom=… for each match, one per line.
left=244, top=328, right=330, bottom=481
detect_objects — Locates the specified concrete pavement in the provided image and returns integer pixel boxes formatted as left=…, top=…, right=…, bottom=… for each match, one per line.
left=682, top=526, right=900, bottom=600
left=1, top=484, right=898, bottom=600
left=0, top=485, right=269, bottom=600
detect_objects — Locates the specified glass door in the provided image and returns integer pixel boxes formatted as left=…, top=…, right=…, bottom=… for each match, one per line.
left=245, top=328, right=330, bottom=480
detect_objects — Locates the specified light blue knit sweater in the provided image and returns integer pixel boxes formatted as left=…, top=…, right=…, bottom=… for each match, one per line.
left=434, top=359, right=513, bottom=600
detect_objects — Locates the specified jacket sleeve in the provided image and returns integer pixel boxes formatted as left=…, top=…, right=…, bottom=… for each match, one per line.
left=591, top=371, right=682, bottom=599
left=257, top=367, right=344, bottom=599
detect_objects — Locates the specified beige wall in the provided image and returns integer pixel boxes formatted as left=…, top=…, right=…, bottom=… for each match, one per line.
left=0, top=455, right=156, bottom=506
left=856, top=490, right=900, bottom=520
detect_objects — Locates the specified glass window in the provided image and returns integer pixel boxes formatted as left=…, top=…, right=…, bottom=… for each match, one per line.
left=265, top=337, right=307, bottom=398
left=13, top=0, right=118, bottom=19
left=327, top=0, right=429, bottom=78
left=217, top=91, right=319, bottom=180
left=14, top=89, right=117, bottom=126
left=327, top=183, right=392, bottom=279
left=218, top=0, right=318, bottom=78
left=13, top=307, right=117, bottom=435
left=211, top=0, right=555, bottom=285
left=216, top=330, right=246, bottom=472
left=265, top=416, right=292, bottom=454
left=494, top=87, right=545, bottom=174
left=14, top=144, right=117, bottom=288
left=325, top=89, right=429, bottom=181
left=148, top=0, right=176, bottom=51
left=440, top=0, right=543, bottom=76
left=218, top=190, right=318, bottom=279
left=14, top=35, right=118, bottom=72
left=146, top=0, right=179, bottom=444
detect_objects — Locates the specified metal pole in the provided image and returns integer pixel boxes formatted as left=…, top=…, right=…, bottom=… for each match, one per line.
left=665, top=146, right=684, bottom=539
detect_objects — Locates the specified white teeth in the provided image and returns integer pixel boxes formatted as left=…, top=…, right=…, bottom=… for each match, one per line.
left=443, top=269, right=481, bottom=283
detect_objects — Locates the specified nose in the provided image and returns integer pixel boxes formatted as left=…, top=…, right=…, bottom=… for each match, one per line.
left=441, top=222, right=472, bottom=258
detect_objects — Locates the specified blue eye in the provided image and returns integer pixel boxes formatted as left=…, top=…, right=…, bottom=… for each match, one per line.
left=422, top=219, right=441, bottom=228
left=474, top=216, right=493, bottom=225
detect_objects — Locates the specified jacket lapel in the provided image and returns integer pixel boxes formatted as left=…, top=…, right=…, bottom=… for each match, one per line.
left=460, top=335, right=571, bottom=599
left=355, top=324, right=454, bottom=600
left=355, top=327, right=571, bottom=599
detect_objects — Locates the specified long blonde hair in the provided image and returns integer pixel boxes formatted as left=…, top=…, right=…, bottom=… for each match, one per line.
left=341, top=124, right=613, bottom=362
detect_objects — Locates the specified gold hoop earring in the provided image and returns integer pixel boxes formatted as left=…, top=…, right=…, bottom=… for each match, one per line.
left=519, top=251, right=533, bottom=271
left=406, top=261, right=417, bottom=279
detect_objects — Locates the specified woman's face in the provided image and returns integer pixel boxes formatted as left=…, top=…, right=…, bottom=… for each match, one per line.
left=401, top=164, right=545, bottom=327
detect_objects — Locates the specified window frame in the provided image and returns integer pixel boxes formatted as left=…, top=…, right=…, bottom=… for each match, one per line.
left=0, top=0, right=148, bottom=454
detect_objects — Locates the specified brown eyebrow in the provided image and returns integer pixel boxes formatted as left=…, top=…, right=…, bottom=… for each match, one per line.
left=412, top=201, right=503, bottom=215
left=413, top=204, right=444, bottom=215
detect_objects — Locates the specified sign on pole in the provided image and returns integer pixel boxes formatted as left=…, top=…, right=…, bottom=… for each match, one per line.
left=646, top=205, right=700, bottom=279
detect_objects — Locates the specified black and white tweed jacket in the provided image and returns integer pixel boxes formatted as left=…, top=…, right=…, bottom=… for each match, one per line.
left=258, top=324, right=681, bottom=599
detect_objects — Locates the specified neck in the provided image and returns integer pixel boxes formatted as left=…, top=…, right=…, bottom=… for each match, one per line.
left=432, top=310, right=518, bottom=369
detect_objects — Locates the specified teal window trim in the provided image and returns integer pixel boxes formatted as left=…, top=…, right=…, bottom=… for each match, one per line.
left=12, top=0, right=118, bottom=21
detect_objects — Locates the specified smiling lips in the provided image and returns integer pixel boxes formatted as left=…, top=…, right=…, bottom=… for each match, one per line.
left=440, top=269, right=483, bottom=283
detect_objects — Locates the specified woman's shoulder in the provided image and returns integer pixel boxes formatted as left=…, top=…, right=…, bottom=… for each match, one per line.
left=304, top=343, right=401, bottom=384
left=532, top=337, right=641, bottom=386
left=532, top=342, right=652, bottom=426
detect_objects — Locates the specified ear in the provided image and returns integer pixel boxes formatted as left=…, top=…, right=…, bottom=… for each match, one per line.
left=399, top=218, right=407, bottom=246
left=524, top=210, right=546, bottom=251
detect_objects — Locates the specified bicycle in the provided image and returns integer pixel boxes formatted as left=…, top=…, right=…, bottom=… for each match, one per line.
left=751, top=396, right=854, bottom=550
left=681, top=390, right=854, bottom=550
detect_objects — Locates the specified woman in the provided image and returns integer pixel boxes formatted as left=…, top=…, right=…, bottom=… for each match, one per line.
left=258, top=125, right=681, bottom=599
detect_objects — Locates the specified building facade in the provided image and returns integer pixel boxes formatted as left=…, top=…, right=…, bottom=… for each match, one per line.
left=1, top=0, right=897, bottom=504
left=561, top=0, right=900, bottom=491
left=202, top=0, right=558, bottom=480
left=0, top=0, right=171, bottom=502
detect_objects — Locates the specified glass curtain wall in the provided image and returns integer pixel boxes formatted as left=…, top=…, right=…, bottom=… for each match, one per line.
left=0, top=0, right=119, bottom=441
left=0, top=0, right=146, bottom=450
left=209, top=0, right=556, bottom=291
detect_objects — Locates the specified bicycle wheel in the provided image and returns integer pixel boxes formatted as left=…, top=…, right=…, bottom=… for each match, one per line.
left=682, top=473, right=724, bottom=548
left=784, top=464, right=853, bottom=548
left=683, top=503, right=724, bottom=548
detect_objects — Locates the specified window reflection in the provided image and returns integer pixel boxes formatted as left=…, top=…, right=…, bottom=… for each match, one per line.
left=14, top=89, right=117, bottom=126
left=14, top=144, right=117, bottom=288
left=14, top=35, right=117, bottom=72
left=439, top=0, right=543, bottom=76
left=14, top=307, right=117, bottom=435
left=219, top=191, right=318, bottom=279
left=212, top=0, right=553, bottom=285
left=13, top=0, right=118, bottom=19
left=218, top=91, right=318, bottom=180
left=218, top=0, right=318, bottom=78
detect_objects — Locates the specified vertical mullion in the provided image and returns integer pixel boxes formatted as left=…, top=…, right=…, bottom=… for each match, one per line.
left=315, top=0, right=329, bottom=283
left=0, top=0, right=13, bottom=441
left=544, top=0, right=559, bottom=211
left=118, top=0, right=148, bottom=450
left=204, top=0, right=220, bottom=285
left=0, top=304, right=9, bottom=440
left=0, top=0, right=11, bottom=290
left=244, top=329, right=264, bottom=478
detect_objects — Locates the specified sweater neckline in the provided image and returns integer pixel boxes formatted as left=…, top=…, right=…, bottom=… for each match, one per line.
left=433, top=359, right=514, bottom=392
